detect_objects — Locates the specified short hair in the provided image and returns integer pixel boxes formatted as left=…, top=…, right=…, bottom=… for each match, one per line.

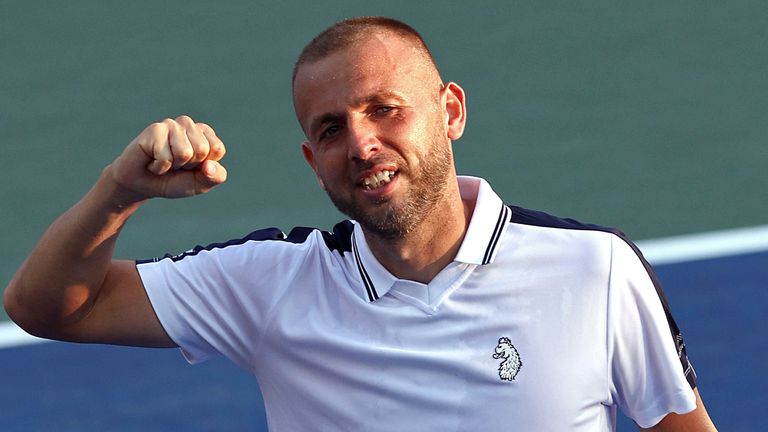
left=292, top=16, right=438, bottom=84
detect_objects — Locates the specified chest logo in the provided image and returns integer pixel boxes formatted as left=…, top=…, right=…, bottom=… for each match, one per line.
left=492, top=337, right=522, bottom=381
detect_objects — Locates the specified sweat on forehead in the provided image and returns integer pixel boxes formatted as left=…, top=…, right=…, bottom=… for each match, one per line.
left=292, top=16, right=439, bottom=84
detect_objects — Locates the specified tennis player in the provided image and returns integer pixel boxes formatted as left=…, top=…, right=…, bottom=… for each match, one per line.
left=5, top=17, right=716, bottom=431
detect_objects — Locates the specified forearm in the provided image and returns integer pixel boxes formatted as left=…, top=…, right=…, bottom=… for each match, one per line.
left=5, top=116, right=225, bottom=344
left=4, top=165, right=143, bottom=336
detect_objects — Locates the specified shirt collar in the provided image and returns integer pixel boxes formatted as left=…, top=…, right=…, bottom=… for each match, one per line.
left=453, top=176, right=511, bottom=265
left=351, top=176, right=511, bottom=302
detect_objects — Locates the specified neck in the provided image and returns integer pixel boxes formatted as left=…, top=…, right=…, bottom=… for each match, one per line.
left=362, top=183, right=473, bottom=284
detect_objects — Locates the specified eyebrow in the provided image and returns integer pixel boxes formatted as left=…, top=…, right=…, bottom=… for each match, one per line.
left=354, top=91, right=408, bottom=106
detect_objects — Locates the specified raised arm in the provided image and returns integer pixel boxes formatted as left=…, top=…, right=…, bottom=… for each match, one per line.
left=3, top=115, right=227, bottom=347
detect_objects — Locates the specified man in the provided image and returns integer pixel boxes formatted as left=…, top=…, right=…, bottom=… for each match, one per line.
left=4, top=17, right=716, bottom=431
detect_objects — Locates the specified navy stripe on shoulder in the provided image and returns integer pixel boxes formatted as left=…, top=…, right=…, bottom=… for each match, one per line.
left=508, top=205, right=697, bottom=389
left=509, top=205, right=621, bottom=236
left=324, top=220, right=354, bottom=254
left=136, top=220, right=355, bottom=264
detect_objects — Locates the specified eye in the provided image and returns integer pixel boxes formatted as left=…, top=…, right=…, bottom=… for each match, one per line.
left=319, top=124, right=341, bottom=141
left=372, top=104, right=408, bottom=121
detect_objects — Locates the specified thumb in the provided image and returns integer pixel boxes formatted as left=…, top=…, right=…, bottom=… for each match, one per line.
left=197, top=160, right=228, bottom=191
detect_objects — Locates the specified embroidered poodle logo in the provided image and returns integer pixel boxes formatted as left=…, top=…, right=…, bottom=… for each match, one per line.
left=492, top=337, right=522, bottom=381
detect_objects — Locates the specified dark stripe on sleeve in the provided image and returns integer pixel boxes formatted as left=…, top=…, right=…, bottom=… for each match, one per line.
left=614, top=232, right=697, bottom=389
left=136, top=220, right=355, bottom=264
left=136, top=227, right=287, bottom=264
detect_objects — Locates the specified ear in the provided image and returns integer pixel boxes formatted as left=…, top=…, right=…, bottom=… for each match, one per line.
left=301, top=141, right=326, bottom=190
left=441, top=82, right=467, bottom=140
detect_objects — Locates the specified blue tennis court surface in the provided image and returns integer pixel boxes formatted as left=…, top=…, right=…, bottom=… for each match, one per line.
left=2, top=234, right=765, bottom=431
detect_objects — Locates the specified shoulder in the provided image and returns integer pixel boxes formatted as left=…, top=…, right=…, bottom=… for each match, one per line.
left=508, top=205, right=621, bottom=236
left=499, top=205, right=657, bottom=284
left=506, top=204, right=639, bottom=254
left=508, top=204, right=651, bottom=254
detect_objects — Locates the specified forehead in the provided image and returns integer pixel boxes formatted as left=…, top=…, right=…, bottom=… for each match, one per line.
left=295, top=31, right=426, bottom=86
left=292, top=33, right=437, bottom=127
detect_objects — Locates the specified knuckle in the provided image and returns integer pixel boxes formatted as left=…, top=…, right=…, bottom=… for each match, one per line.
left=160, top=118, right=179, bottom=134
left=178, top=147, right=194, bottom=160
left=139, top=123, right=168, bottom=149
left=194, top=148, right=209, bottom=160
left=213, top=142, right=226, bottom=157
left=190, top=136, right=210, bottom=158
left=146, top=122, right=167, bottom=135
left=205, top=141, right=221, bottom=158
left=175, top=114, right=194, bottom=126
left=198, top=123, right=217, bottom=137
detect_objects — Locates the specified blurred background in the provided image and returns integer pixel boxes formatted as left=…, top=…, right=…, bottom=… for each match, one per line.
left=1, top=1, right=765, bottom=430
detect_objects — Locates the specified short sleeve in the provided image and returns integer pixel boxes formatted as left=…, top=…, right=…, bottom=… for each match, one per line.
left=137, top=228, right=308, bottom=371
left=606, top=235, right=697, bottom=428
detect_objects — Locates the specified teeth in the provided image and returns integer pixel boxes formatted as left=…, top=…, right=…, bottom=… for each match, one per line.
left=362, top=170, right=395, bottom=190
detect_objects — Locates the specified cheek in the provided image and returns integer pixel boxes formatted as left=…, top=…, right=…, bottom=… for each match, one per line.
left=314, top=149, right=349, bottom=183
left=313, top=145, right=344, bottom=169
left=407, top=113, right=446, bottom=157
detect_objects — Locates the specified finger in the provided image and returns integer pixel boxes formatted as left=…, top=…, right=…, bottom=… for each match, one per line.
left=140, top=122, right=173, bottom=175
left=198, top=123, right=226, bottom=162
left=165, top=118, right=194, bottom=170
left=176, top=115, right=210, bottom=169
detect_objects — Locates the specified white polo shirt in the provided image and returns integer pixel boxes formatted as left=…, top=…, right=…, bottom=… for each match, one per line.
left=138, top=176, right=697, bottom=431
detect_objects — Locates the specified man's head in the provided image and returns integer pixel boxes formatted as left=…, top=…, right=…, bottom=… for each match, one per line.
left=293, top=17, right=467, bottom=239
left=292, top=17, right=439, bottom=89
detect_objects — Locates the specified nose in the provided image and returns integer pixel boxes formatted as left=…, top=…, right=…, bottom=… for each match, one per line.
left=346, top=119, right=381, bottom=161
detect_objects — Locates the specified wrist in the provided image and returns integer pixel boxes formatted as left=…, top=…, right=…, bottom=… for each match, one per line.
left=96, top=164, right=147, bottom=214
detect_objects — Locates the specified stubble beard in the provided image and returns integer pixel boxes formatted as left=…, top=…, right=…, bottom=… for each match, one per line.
left=325, top=136, right=454, bottom=240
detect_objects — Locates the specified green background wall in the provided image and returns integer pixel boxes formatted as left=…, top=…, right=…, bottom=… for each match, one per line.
left=2, top=1, right=766, bottom=319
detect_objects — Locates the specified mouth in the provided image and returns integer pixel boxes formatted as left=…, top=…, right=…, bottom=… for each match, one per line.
left=360, top=169, right=397, bottom=190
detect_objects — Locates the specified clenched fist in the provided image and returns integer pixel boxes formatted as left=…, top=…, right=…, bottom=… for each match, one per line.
left=109, top=115, right=228, bottom=203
